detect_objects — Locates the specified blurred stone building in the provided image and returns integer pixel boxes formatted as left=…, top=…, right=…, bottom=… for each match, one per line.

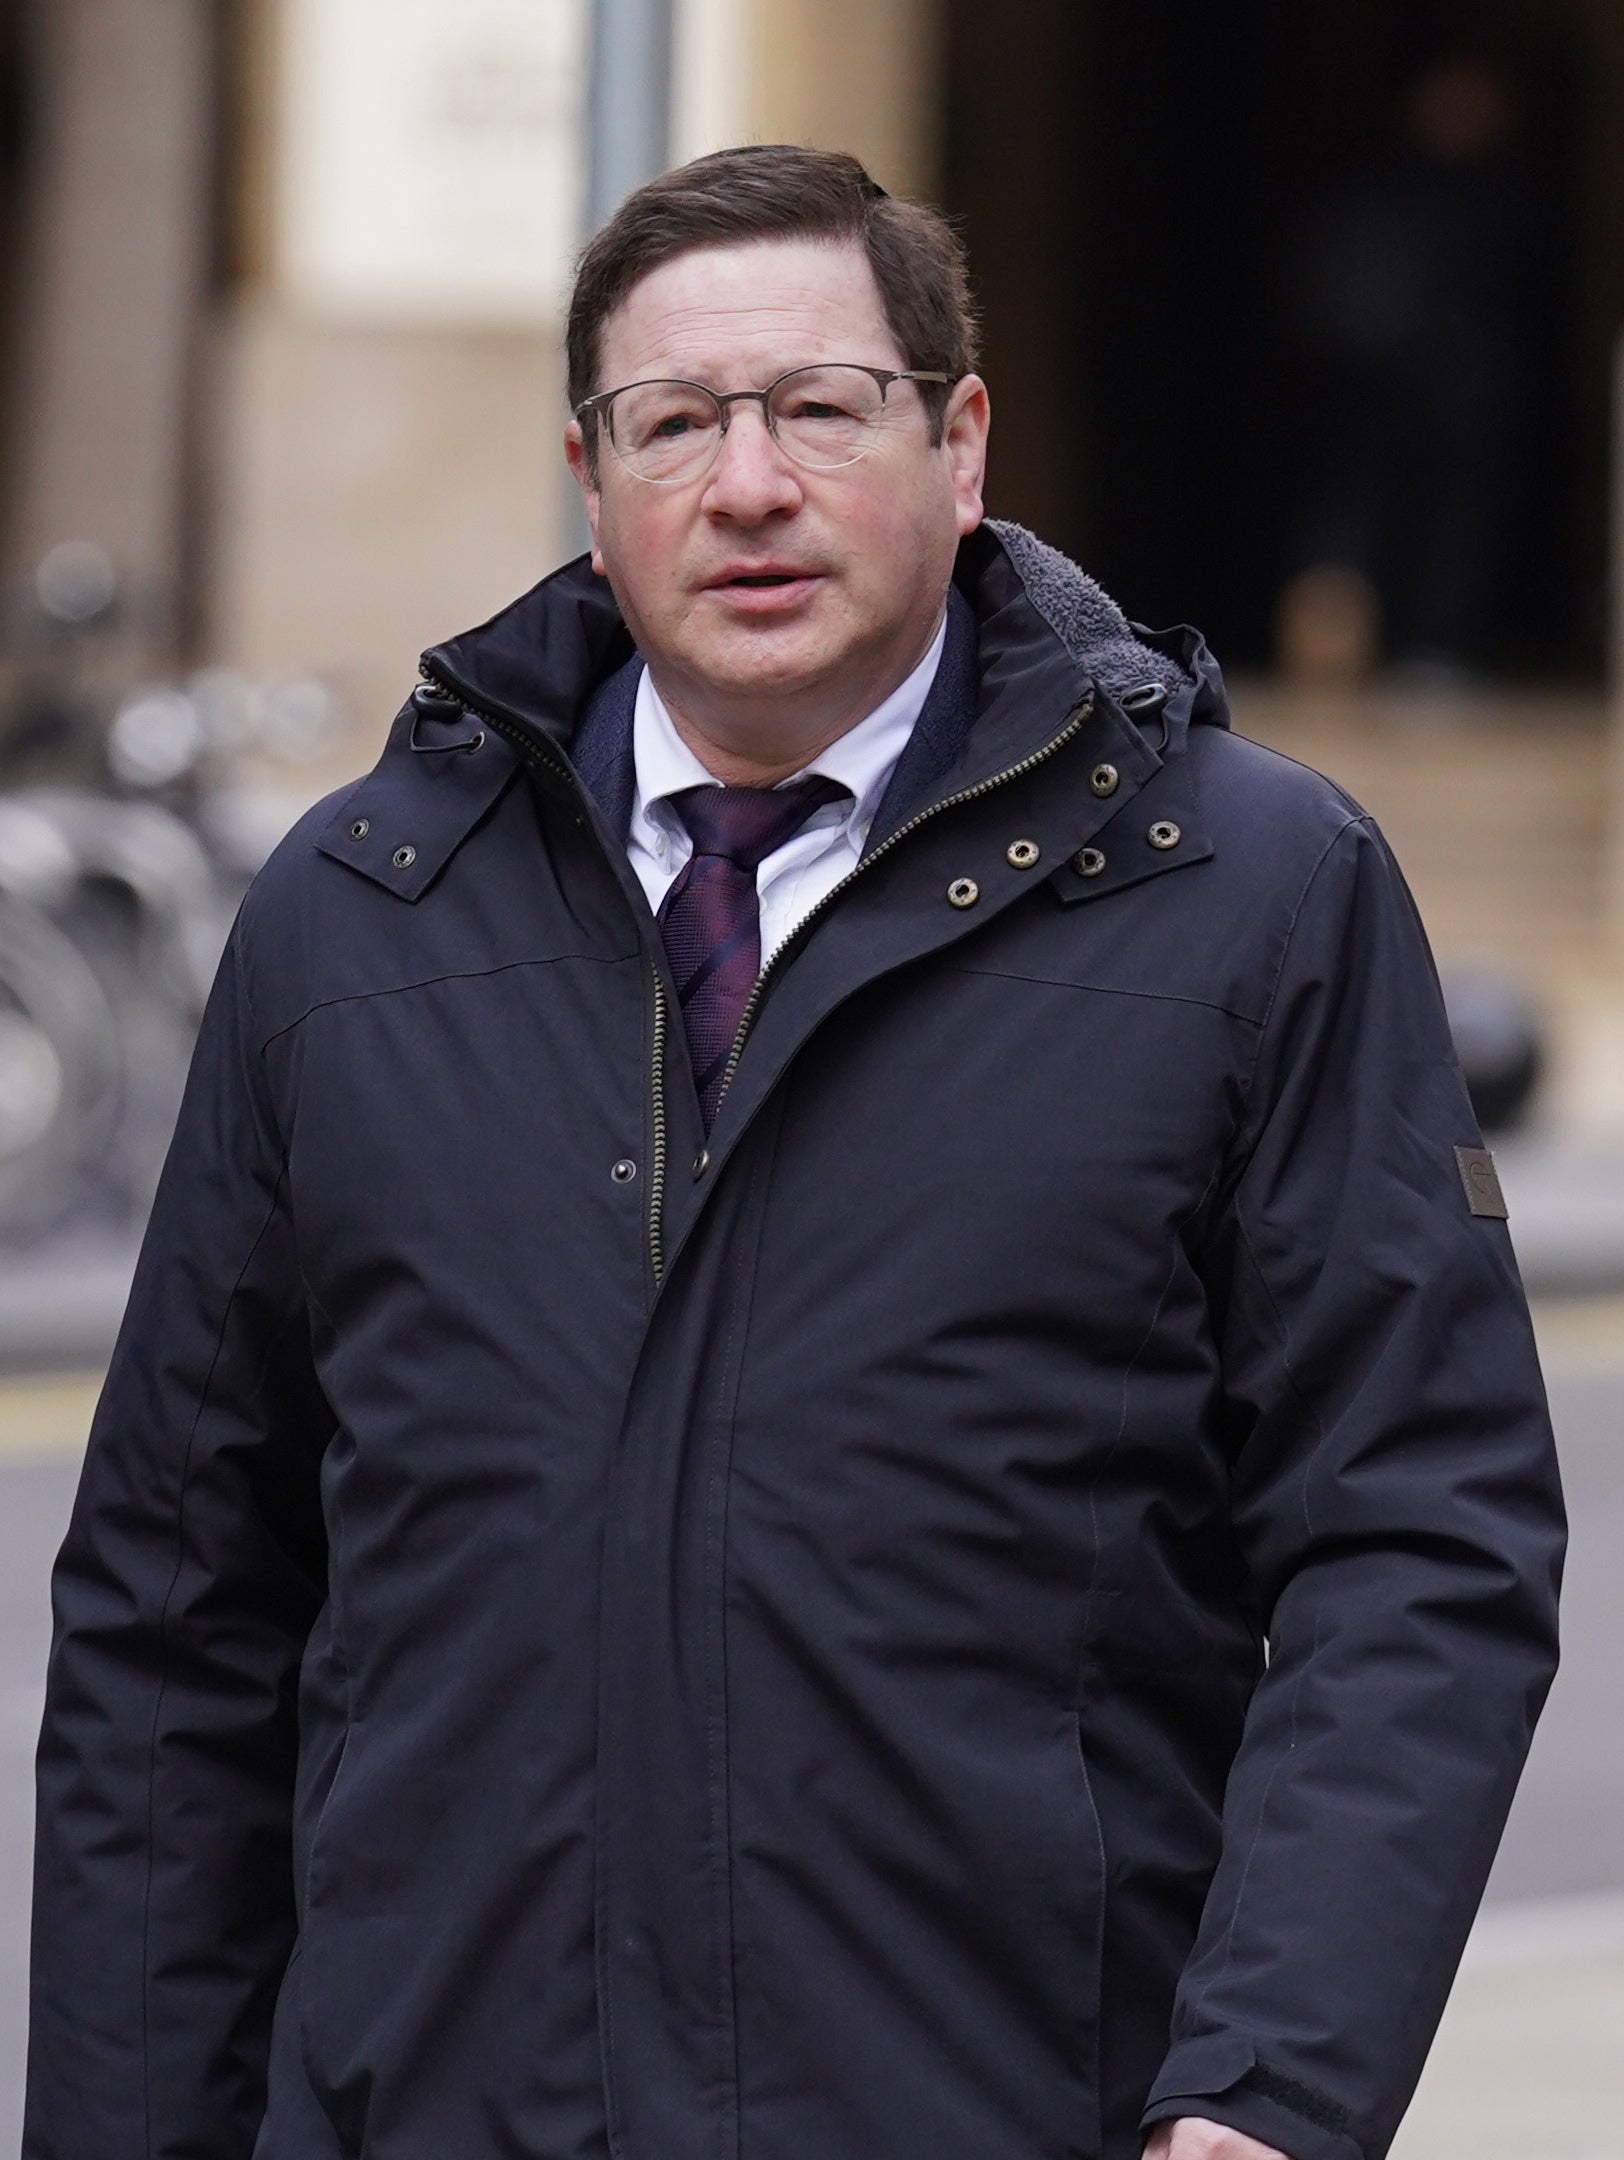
left=0, top=0, right=940, bottom=741
left=1, top=0, right=1623, bottom=813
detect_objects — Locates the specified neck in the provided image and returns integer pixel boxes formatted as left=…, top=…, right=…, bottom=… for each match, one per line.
left=658, top=700, right=862, bottom=788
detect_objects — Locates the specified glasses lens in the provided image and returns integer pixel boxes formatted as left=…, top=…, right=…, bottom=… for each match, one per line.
left=769, top=366, right=887, bottom=469
left=608, top=381, right=722, bottom=481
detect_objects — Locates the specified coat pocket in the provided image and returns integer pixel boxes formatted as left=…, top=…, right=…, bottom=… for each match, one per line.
left=302, top=1715, right=354, bottom=1920
left=297, top=1720, right=369, bottom=2155
left=1068, top=1711, right=1109, bottom=2160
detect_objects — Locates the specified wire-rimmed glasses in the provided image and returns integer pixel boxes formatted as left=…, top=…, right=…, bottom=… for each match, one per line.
left=575, top=363, right=954, bottom=485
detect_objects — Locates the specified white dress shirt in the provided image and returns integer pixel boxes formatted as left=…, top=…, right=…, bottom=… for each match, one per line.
left=626, top=611, right=947, bottom=962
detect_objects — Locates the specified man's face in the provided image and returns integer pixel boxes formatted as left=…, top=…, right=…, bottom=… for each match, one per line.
left=565, top=237, right=989, bottom=741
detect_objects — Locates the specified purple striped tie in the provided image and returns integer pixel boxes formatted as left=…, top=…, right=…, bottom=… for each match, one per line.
left=657, top=777, right=850, bottom=1129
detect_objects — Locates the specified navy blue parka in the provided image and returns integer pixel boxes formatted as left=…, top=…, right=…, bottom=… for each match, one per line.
left=27, top=522, right=1564, bottom=2160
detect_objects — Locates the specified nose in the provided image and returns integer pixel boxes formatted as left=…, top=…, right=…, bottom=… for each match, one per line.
left=700, top=404, right=804, bottom=521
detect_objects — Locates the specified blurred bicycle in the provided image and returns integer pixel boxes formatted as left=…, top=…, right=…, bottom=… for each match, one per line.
left=0, top=544, right=344, bottom=1245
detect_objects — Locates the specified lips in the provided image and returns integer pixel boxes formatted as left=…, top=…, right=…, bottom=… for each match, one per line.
left=698, top=564, right=826, bottom=617
left=705, top=566, right=820, bottom=589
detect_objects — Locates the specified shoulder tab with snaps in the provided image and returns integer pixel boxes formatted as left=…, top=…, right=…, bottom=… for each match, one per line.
left=1053, top=759, right=1211, bottom=905
left=315, top=687, right=519, bottom=900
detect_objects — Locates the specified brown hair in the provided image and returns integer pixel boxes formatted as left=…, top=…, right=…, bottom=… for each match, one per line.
left=566, top=145, right=978, bottom=468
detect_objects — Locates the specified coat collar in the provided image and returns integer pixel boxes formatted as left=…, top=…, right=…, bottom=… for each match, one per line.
left=413, top=517, right=1229, bottom=770
left=316, top=523, right=1229, bottom=903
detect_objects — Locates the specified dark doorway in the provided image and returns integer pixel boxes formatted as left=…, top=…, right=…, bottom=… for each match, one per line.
left=945, top=0, right=1603, bottom=678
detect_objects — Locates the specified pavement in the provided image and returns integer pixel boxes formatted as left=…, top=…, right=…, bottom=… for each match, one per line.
left=1393, top=1893, right=1624, bottom=2160
left=0, top=1231, right=140, bottom=1371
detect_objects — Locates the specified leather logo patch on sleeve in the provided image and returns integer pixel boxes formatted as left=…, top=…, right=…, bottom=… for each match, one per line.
left=1454, top=1145, right=1509, bottom=1220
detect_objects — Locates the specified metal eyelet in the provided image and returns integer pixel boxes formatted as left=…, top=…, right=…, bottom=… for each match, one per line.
left=349, top=817, right=370, bottom=841
left=1006, top=839, right=1040, bottom=870
left=610, top=1158, right=638, bottom=1184
left=692, top=1150, right=710, bottom=1180
left=392, top=844, right=417, bottom=869
left=1147, top=821, right=1182, bottom=851
left=1090, top=763, right=1120, bottom=797
left=1073, top=847, right=1107, bottom=878
left=947, top=877, right=980, bottom=909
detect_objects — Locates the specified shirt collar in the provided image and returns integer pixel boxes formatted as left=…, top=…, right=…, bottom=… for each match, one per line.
left=631, top=610, right=948, bottom=849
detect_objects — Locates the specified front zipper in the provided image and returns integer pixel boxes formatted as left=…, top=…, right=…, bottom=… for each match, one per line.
left=646, top=969, right=669, bottom=1280
left=418, top=664, right=674, bottom=1283
left=709, top=697, right=1094, bottom=1118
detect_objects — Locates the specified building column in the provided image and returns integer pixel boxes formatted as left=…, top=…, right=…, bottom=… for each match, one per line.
left=2, top=0, right=215, bottom=661
left=209, top=0, right=581, bottom=743
left=745, top=0, right=943, bottom=197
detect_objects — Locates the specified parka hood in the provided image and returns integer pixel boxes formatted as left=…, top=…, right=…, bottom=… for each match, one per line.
left=984, top=521, right=1191, bottom=702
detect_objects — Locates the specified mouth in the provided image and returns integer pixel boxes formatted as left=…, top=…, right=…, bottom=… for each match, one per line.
left=707, top=567, right=819, bottom=588
left=702, top=566, right=825, bottom=615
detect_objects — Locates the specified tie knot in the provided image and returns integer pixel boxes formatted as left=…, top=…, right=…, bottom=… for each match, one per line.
left=667, top=775, right=850, bottom=872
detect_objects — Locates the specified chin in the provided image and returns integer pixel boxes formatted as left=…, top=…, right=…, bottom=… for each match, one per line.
left=688, top=628, right=835, bottom=701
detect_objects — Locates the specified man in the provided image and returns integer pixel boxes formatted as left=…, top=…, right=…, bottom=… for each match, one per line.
left=27, top=146, right=1562, bottom=2160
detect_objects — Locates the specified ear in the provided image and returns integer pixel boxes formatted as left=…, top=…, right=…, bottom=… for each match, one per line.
left=942, top=374, right=990, bottom=538
left=564, top=418, right=607, bottom=574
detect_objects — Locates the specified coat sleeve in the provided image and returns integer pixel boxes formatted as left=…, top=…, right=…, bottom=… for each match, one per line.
left=1141, top=814, right=1565, bottom=2160
left=25, top=911, right=331, bottom=2160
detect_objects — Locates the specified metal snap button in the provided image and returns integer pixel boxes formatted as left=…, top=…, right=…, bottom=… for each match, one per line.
left=1090, top=763, right=1120, bottom=797
left=947, top=877, right=980, bottom=909
left=1006, top=839, right=1040, bottom=870
left=1073, top=847, right=1107, bottom=878
left=349, top=817, right=370, bottom=841
left=692, top=1149, right=710, bottom=1180
left=611, top=1158, right=638, bottom=1184
left=1147, top=821, right=1181, bottom=851
left=392, top=844, right=417, bottom=869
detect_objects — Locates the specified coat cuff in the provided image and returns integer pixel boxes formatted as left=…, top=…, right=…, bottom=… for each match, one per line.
left=1142, top=2035, right=1366, bottom=2160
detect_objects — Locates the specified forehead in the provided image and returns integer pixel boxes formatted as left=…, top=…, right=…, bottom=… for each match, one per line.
left=597, top=236, right=904, bottom=388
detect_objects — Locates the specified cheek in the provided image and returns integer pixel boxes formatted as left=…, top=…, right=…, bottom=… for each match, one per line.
left=597, top=492, right=690, bottom=622
left=834, top=470, right=952, bottom=599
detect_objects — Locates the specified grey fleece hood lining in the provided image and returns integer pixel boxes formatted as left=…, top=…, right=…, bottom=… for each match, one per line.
left=987, top=520, right=1193, bottom=701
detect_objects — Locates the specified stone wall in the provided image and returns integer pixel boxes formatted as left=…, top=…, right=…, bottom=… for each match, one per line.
left=2, top=0, right=214, bottom=667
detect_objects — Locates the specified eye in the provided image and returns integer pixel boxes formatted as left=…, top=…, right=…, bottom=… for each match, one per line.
left=614, top=383, right=719, bottom=454
left=771, top=367, right=885, bottom=434
left=781, top=391, right=859, bottom=422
